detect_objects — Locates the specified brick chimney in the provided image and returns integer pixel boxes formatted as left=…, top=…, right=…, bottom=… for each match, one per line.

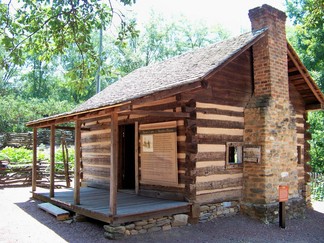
left=242, top=5, right=304, bottom=222
left=249, top=4, right=289, bottom=101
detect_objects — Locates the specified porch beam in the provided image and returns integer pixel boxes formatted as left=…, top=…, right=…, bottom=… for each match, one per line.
left=32, top=128, right=37, bottom=192
left=74, top=120, right=81, bottom=205
left=50, top=125, right=55, bottom=197
left=26, top=102, right=129, bottom=128
left=55, top=126, right=90, bottom=131
left=110, top=111, right=118, bottom=216
left=119, top=110, right=190, bottom=118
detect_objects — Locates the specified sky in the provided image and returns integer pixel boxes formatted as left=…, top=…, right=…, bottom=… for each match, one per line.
left=4, top=0, right=288, bottom=36
left=128, top=0, right=287, bottom=35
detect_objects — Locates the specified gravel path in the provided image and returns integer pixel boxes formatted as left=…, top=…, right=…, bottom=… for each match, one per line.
left=0, top=187, right=323, bottom=243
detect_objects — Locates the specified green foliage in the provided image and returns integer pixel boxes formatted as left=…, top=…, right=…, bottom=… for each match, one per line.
left=107, top=13, right=231, bottom=77
left=0, top=146, right=45, bottom=164
left=0, top=0, right=138, bottom=92
left=286, top=0, right=324, bottom=174
left=55, top=146, right=75, bottom=163
left=310, top=173, right=324, bottom=201
left=0, top=151, right=9, bottom=161
left=308, top=111, right=324, bottom=173
left=311, top=183, right=324, bottom=201
left=0, top=146, right=74, bottom=173
left=286, top=0, right=324, bottom=90
left=0, top=95, right=75, bottom=132
left=0, top=6, right=231, bottom=133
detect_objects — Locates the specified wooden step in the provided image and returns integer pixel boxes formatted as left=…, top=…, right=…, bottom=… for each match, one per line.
left=38, top=202, right=70, bottom=221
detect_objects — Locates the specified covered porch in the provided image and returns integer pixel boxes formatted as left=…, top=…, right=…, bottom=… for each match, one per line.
left=33, top=187, right=190, bottom=224
left=28, top=97, right=193, bottom=225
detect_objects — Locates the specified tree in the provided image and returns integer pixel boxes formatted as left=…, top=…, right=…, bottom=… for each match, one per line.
left=106, top=13, right=231, bottom=77
left=0, top=0, right=138, bottom=91
left=286, top=0, right=324, bottom=90
left=308, top=111, right=324, bottom=173
left=286, top=0, right=324, bottom=172
left=0, top=7, right=231, bottom=133
left=0, top=95, right=75, bottom=132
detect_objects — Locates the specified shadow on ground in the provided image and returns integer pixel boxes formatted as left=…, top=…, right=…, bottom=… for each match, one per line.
left=15, top=198, right=108, bottom=243
left=14, top=192, right=324, bottom=243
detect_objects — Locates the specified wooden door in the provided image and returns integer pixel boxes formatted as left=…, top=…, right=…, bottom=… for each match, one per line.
left=118, top=124, right=135, bottom=189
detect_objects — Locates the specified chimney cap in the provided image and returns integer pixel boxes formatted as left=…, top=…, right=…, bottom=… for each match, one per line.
left=249, top=4, right=286, bottom=22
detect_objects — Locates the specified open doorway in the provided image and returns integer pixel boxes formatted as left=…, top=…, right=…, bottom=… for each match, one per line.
left=118, top=124, right=135, bottom=190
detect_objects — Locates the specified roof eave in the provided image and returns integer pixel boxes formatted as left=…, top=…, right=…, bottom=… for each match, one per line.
left=25, top=101, right=131, bottom=128
left=287, top=43, right=324, bottom=111
left=26, top=78, right=205, bottom=128
left=203, top=28, right=267, bottom=81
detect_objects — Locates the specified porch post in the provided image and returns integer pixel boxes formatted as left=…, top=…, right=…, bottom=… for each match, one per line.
left=50, top=125, right=55, bottom=197
left=134, top=122, right=139, bottom=195
left=74, top=120, right=81, bottom=205
left=32, top=127, right=37, bottom=192
left=110, top=111, right=118, bottom=215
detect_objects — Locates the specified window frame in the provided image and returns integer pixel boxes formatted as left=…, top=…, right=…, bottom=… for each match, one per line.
left=297, top=145, right=302, bottom=164
left=226, top=142, right=243, bottom=169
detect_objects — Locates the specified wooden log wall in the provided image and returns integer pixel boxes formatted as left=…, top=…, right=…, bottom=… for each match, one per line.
left=81, top=118, right=111, bottom=189
left=289, top=83, right=307, bottom=195
left=184, top=50, right=253, bottom=204
left=135, top=96, right=187, bottom=200
left=194, top=101, right=245, bottom=204
left=80, top=95, right=189, bottom=200
left=78, top=48, right=311, bottom=204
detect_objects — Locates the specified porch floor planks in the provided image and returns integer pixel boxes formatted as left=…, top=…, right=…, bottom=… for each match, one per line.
left=34, top=187, right=189, bottom=223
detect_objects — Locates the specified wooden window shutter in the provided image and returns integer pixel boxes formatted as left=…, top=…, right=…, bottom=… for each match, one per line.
left=243, top=145, right=261, bottom=164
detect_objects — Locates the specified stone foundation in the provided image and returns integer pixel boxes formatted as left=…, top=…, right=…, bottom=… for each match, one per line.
left=103, top=198, right=306, bottom=239
left=104, top=214, right=188, bottom=240
left=241, top=197, right=305, bottom=223
left=199, top=201, right=240, bottom=222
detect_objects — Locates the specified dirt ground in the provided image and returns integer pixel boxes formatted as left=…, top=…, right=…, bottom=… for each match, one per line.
left=0, top=187, right=323, bottom=243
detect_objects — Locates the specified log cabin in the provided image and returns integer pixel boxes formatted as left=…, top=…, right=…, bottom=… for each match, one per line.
left=27, top=4, right=324, bottom=231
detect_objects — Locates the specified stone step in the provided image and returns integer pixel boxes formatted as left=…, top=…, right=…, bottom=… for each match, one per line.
left=38, top=202, right=70, bottom=221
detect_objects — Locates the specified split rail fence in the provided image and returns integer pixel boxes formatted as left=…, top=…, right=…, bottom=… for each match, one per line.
left=0, top=160, right=73, bottom=188
left=0, top=131, right=74, bottom=149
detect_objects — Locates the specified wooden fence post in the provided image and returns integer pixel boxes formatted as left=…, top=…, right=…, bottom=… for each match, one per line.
left=61, top=133, right=70, bottom=188
left=32, top=128, right=37, bottom=192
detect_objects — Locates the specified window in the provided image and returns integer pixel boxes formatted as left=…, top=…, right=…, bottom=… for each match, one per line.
left=297, top=146, right=302, bottom=164
left=226, top=142, right=243, bottom=168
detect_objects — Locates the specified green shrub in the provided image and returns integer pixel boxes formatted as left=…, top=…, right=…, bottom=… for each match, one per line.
left=0, top=152, right=9, bottom=161
left=55, top=146, right=75, bottom=172
left=0, top=146, right=46, bottom=163
left=55, top=146, right=75, bottom=163
left=311, top=173, right=324, bottom=201
left=0, top=147, right=32, bottom=163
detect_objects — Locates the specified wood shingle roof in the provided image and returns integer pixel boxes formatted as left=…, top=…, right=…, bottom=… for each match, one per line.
left=26, top=28, right=323, bottom=127
left=73, top=29, right=266, bottom=113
